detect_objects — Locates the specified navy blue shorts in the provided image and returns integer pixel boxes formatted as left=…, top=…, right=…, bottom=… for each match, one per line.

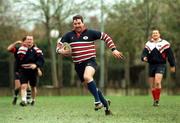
left=149, top=64, right=166, bottom=77
left=15, top=72, right=20, bottom=80
left=19, top=69, right=38, bottom=87
left=75, top=58, right=97, bottom=82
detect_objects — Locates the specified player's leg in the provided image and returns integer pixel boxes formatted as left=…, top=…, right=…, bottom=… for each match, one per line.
left=19, top=71, right=28, bottom=106
left=148, top=64, right=158, bottom=106
left=148, top=77, right=156, bottom=103
left=12, top=79, right=21, bottom=105
left=20, top=83, right=28, bottom=106
left=30, top=86, right=37, bottom=106
left=26, top=83, right=32, bottom=104
left=153, top=64, right=165, bottom=106
left=84, top=66, right=103, bottom=110
left=29, top=72, right=38, bottom=106
left=97, top=89, right=112, bottom=115
left=154, top=73, right=163, bottom=106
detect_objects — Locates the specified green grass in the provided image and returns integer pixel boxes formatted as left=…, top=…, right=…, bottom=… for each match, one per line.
left=0, top=96, right=180, bottom=123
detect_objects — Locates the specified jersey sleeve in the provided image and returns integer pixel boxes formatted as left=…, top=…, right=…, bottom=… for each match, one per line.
left=61, top=33, right=71, bottom=43
left=100, top=32, right=116, bottom=50
left=167, top=48, right=176, bottom=67
left=34, top=47, right=44, bottom=68
left=90, top=30, right=116, bottom=50
left=141, top=48, right=149, bottom=61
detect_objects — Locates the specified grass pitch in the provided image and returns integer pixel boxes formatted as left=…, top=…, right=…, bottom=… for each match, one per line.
left=0, top=96, right=180, bottom=123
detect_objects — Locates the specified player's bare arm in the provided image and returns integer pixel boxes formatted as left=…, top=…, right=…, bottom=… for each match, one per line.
left=7, top=40, right=22, bottom=51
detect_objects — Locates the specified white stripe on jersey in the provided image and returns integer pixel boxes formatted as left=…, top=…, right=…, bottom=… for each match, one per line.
left=72, top=52, right=96, bottom=58
left=70, top=41, right=94, bottom=45
left=71, top=45, right=95, bottom=49
left=72, top=49, right=95, bottom=53
left=73, top=56, right=96, bottom=63
left=107, top=40, right=113, bottom=45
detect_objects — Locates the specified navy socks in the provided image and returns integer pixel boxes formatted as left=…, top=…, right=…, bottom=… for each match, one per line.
left=14, top=89, right=19, bottom=97
left=87, top=81, right=109, bottom=110
left=97, top=89, right=109, bottom=110
left=87, top=81, right=100, bottom=103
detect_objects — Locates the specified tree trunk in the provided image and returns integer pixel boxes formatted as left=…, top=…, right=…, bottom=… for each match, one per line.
left=124, top=52, right=130, bottom=96
left=8, top=56, right=14, bottom=89
left=47, top=28, right=59, bottom=88
left=57, top=55, right=63, bottom=87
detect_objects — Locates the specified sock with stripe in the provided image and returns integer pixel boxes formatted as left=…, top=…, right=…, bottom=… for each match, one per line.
left=97, top=89, right=109, bottom=110
left=87, top=81, right=101, bottom=103
left=26, top=89, right=32, bottom=103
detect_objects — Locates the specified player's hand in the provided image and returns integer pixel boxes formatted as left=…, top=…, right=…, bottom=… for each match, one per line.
left=143, top=57, right=148, bottom=62
left=21, top=64, right=36, bottom=69
left=15, top=40, right=22, bottom=44
left=170, top=66, right=175, bottom=73
left=30, top=64, right=37, bottom=69
left=112, top=50, right=124, bottom=59
left=37, top=68, right=42, bottom=77
left=57, top=46, right=71, bottom=57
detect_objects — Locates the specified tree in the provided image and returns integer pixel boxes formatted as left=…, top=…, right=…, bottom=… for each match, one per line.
left=14, top=0, right=97, bottom=87
left=162, top=0, right=180, bottom=88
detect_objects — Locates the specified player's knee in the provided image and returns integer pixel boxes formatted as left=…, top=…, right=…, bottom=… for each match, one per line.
left=155, top=82, right=161, bottom=88
left=21, top=84, right=27, bottom=90
left=83, top=75, right=92, bottom=83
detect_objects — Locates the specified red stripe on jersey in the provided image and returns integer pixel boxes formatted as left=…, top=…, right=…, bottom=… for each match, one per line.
left=101, top=33, right=107, bottom=40
left=72, top=54, right=96, bottom=63
left=105, top=38, right=112, bottom=43
left=107, top=42, right=115, bottom=48
left=145, top=45, right=151, bottom=51
left=71, top=45, right=95, bottom=52
left=72, top=49, right=96, bottom=56
left=159, top=44, right=170, bottom=52
left=69, top=41, right=96, bottom=63
left=70, top=42, right=94, bottom=47
left=100, top=32, right=116, bottom=49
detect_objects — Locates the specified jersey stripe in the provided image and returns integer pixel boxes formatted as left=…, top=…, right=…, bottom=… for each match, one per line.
left=73, top=55, right=96, bottom=63
left=100, top=32, right=116, bottom=49
left=69, top=41, right=96, bottom=63
left=159, top=44, right=170, bottom=53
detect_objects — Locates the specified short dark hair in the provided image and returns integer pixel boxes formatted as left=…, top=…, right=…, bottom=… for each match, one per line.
left=73, top=15, right=83, bottom=22
left=22, top=36, right=26, bottom=41
left=151, top=27, right=160, bottom=32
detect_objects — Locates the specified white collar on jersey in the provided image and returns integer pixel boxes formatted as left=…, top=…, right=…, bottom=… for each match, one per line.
left=145, top=39, right=170, bottom=53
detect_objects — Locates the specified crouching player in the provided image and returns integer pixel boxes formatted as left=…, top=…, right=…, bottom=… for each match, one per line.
left=17, top=35, right=44, bottom=106
left=141, top=29, right=176, bottom=106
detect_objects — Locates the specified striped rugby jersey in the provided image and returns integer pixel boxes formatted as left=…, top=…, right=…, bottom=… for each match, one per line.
left=17, top=45, right=44, bottom=68
left=57, top=29, right=116, bottom=63
left=141, top=39, right=175, bottom=66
